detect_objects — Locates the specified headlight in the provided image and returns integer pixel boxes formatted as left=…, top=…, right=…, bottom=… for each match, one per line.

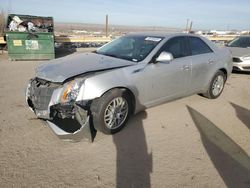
left=60, top=79, right=84, bottom=103
left=242, top=56, right=250, bottom=61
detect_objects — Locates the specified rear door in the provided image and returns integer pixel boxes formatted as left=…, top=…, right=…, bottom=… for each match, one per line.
left=187, top=36, right=216, bottom=93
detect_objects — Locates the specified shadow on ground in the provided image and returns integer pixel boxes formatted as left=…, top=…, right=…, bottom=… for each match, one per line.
left=187, top=106, right=250, bottom=188
left=112, top=111, right=152, bottom=188
left=230, top=102, right=250, bottom=129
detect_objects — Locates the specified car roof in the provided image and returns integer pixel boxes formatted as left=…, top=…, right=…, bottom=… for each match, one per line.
left=126, top=32, right=199, bottom=38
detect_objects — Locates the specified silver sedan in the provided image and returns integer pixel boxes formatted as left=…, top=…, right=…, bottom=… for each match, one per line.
left=26, top=33, right=232, bottom=140
left=227, top=35, right=250, bottom=72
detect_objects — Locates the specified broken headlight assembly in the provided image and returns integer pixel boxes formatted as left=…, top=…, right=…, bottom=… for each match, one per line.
left=60, top=79, right=85, bottom=103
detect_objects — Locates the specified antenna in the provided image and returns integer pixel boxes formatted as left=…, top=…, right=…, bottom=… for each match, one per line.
left=7, top=0, right=12, bottom=14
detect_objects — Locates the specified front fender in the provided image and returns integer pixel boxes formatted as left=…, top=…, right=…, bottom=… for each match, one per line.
left=76, top=68, right=134, bottom=101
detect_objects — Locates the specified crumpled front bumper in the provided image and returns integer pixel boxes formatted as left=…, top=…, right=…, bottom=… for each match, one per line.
left=30, top=102, right=95, bottom=142
left=46, top=115, right=94, bottom=142
left=26, top=80, right=96, bottom=142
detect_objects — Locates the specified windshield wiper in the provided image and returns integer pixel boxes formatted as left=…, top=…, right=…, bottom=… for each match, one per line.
left=101, top=53, right=119, bottom=58
left=98, top=52, right=137, bottom=62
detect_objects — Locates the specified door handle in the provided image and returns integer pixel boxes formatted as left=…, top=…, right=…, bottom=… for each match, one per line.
left=182, top=65, right=190, bottom=71
left=208, top=59, right=215, bottom=64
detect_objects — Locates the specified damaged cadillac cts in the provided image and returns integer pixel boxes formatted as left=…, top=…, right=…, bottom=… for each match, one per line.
left=26, top=33, right=232, bottom=140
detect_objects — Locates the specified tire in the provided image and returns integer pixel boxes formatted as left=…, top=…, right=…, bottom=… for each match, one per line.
left=203, top=70, right=226, bottom=99
left=90, top=89, right=132, bottom=134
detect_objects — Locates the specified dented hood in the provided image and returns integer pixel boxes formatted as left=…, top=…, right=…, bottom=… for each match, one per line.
left=36, top=52, right=135, bottom=83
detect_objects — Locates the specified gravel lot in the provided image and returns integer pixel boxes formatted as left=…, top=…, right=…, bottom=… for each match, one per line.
left=0, top=51, right=249, bottom=188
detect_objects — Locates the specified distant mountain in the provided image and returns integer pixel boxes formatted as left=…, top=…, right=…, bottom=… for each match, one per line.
left=54, top=22, right=182, bottom=35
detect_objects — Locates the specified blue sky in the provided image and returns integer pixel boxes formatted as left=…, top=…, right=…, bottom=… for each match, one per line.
left=0, top=0, right=249, bottom=30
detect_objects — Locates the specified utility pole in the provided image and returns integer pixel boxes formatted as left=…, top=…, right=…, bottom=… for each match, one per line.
left=105, top=14, right=108, bottom=38
left=189, top=21, right=193, bottom=33
left=185, top=19, right=189, bottom=33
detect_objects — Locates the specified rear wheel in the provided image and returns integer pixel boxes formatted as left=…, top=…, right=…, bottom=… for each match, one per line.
left=91, top=89, right=131, bottom=134
left=203, top=70, right=226, bottom=99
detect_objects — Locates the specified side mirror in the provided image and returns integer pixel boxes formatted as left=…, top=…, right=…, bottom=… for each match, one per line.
left=155, top=52, right=173, bottom=63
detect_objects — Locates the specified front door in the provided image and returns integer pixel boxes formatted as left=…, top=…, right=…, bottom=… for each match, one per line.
left=143, top=36, right=191, bottom=107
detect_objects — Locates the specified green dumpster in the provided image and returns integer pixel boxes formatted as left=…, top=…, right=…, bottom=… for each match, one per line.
left=5, top=14, right=55, bottom=60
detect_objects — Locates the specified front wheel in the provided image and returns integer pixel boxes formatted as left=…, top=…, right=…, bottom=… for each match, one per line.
left=90, top=89, right=131, bottom=134
left=203, top=70, right=226, bottom=99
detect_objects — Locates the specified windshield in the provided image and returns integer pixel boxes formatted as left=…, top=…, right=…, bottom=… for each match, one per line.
left=228, top=37, right=250, bottom=48
left=96, top=35, right=163, bottom=62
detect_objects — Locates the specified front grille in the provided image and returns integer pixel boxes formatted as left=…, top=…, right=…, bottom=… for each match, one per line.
left=233, top=66, right=240, bottom=71
left=29, top=78, right=60, bottom=110
left=243, top=66, right=250, bottom=70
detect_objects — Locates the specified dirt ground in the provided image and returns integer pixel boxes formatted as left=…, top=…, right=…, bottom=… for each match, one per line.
left=0, top=51, right=249, bottom=188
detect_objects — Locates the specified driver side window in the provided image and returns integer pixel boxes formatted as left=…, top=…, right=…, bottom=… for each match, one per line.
left=160, top=37, right=189, bottom=58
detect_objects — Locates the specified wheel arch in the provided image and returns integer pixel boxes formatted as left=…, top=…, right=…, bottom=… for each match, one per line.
left=99, top=87, right=136, bottom=115
left=201, top=68, right=227, bottom=95
left=219, top=68, right=228, bottom=79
